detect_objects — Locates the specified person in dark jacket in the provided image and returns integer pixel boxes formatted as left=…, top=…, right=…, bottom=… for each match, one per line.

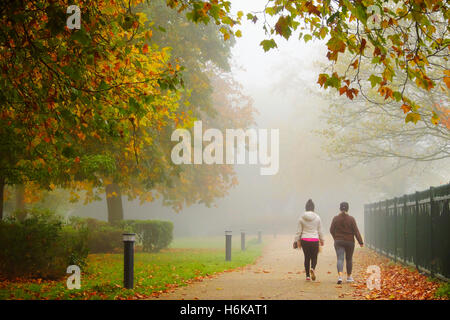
left=329, top=202, right=363, bottom=284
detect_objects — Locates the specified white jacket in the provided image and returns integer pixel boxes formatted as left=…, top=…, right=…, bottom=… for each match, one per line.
left=295, top=211, right=324, bottom=241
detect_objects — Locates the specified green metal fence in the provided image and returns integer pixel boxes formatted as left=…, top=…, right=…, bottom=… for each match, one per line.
left=364, top=183, right=450, bottom=281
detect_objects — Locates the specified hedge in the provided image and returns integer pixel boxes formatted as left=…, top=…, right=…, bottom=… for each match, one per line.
left=0, top=209, right=88, bottom=280
left=123, top=220, right=173, bottom=252
left=69, top=217, right=122, bottom=253
left=70, top=218, right=173, bottom=253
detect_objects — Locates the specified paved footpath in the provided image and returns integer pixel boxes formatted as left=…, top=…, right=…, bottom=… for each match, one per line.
left=151, top=234, right=362, bottom=300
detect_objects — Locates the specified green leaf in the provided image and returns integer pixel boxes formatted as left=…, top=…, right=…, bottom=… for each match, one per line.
left=354, top=3, right=368, bottom=23
left=260, top=39, right=278, bottom=52
left=304, top=34, right=313, bottom=42
left=393, top=91, right=402, bottom=102
left=368, top=74, right=382, bottom=88
left=405, top=112, right=421, bottom=124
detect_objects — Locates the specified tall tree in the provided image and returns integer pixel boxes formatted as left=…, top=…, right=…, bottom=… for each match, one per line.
left=317, top=48, right=449, bottom=167
left=0, top=0, right=183, bottom=218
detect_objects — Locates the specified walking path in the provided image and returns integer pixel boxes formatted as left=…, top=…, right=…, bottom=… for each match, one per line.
left=151, top=234, right=362, bottom=300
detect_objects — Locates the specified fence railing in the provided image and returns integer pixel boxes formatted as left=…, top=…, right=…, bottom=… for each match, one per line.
left=364, top=183, right=450, bottom=281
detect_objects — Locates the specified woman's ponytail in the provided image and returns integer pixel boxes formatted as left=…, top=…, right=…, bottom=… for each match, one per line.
left=305, top=199, right=315, bottom=211
left=339, top=201, right=349, bottom=213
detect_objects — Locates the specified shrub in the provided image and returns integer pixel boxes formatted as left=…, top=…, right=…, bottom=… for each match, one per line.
left=0, top=209, right=88, bottom=280
left=69, top=217, right=123, bottom=253
left=129, top=220, right=173, bottom=252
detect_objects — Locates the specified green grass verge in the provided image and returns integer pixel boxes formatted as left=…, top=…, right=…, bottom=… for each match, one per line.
left=0, top=237, right=263, bottom=300
left=435, top=282, right=450, bottom=299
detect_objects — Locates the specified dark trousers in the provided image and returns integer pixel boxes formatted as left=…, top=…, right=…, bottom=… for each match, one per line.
left=300, top=240, right=319, bottom=277
left=334, top=240, right=355, bottom=275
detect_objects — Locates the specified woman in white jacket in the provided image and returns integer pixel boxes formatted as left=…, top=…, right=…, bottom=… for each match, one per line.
left=295, top=199, right=325, bottom=281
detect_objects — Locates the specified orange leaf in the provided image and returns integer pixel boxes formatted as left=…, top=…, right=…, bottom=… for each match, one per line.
left=401, top=104, right=411, bottom=114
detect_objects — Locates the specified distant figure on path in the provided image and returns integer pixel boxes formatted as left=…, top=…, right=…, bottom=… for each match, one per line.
left=295, top=199, right=325, bottom=281
left=329, top=202, right=364, bottom=284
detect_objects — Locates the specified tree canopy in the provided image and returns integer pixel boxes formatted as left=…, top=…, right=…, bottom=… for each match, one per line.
left=173, top=0, right=449, bottom=125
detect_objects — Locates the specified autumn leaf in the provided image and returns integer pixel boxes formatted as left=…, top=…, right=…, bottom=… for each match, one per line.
left=274, top=16, right=291, bottom=40
left=444, top=70, right=450, bottom=89
left=260, top=39, right=277, bottom=52
left=401, top=104, right=412, bottom=114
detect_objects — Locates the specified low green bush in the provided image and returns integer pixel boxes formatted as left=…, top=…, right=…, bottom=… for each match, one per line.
left=126, top=220, right=173, bottom=252
left=69, top=217, right=122, bottom=253
left=0, top=209, right=88, bottom=280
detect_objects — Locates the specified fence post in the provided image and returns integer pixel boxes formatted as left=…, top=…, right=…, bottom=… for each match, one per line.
left=394, top=197, right=397, bottom=262
left=385, top=199, right=389, bottom=257
left=379, top=201, right=383, bottom=255
left=430, top=186, right=435, bottom=276
left=415, top=191, right=420, bottom=271
left=364, top=204, right=367, bottom=248
left=403, top=195, right=407, bottom=263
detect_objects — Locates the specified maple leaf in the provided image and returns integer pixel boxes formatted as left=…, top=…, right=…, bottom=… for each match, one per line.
left=401, top=104, right=411, bottom=114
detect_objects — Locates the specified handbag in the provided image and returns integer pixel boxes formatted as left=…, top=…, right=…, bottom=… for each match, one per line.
left=293, top=241, right=298, bottom=249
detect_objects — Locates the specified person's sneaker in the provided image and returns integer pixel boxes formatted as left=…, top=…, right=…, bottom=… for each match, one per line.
left=306, top=276, right=311, bottom=281
left=310, top=269, right=316, bottom=281
left=346, top=276, right=354, bottom=283
left=337, top=277, right=342, bottom=284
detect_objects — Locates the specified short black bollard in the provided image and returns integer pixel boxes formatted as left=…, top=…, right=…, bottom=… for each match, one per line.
left=258, top=230, right=262, bottom=244
left=123, top=233, right=136, bottom=289
left=241, top=230, right=245, bottom=251
left=225, top=230, right=232, bottom=261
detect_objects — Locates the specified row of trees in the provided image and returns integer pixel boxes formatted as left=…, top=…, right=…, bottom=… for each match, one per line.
left=0, top=0, right=255, bottom=222
left=1, top=1, right=448, bottom=221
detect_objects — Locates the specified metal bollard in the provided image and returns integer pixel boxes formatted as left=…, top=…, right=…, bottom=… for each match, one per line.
left=241, top=230, right=245, bottom=251
left=225, top=230, right=232, bottom=261
left=123, top=233, right=136, bottom=289
left=258, top=230, right=262, bottom=244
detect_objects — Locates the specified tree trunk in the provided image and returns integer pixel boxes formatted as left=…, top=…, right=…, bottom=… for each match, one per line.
left=106, top=183, right=124, bottom=224
left=15, top=184, right=26, bottom=220
left=0, top=177, right=4, bottom=220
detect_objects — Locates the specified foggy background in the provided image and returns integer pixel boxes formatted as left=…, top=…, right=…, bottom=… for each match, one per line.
left=71, top=0, right=450, bottom=238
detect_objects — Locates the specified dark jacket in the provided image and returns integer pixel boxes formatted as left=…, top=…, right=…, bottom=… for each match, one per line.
left=330, top=212, right=363, bottom=245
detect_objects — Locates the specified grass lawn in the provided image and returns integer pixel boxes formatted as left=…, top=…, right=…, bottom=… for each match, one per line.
left=0, top=236, right=263, bottom=300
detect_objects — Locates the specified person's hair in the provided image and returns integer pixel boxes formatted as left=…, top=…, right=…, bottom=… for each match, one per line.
left=305, top=199, right=315, bottom=211
left=340, top=202, right=349, bottom=213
